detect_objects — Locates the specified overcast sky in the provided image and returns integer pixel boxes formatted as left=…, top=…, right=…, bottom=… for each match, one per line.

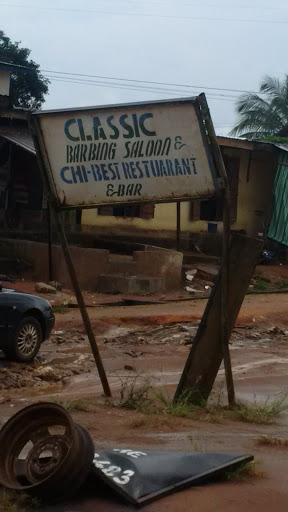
left=1, top=0, right=287, bottom=135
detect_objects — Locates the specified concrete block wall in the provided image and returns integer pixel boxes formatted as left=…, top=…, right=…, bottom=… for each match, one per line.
left=0, top=238, right=183, bottom=291
left=133, top=250, right=183, bottom=289
left=50, top=245, right=110, bottom=290
left=0, top=239, right=109, bottom=289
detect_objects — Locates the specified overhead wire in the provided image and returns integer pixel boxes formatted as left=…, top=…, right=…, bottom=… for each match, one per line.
left=1, top=1, right=267, bottom=102
left=0, top=3, right=278, bottom=99
left=45, top=74, right=238, bottom=101
left=44, top=73, right=240, bottom=97
left=181, top=1, right=288, bottom=10
left=1, top=2, right=288, bottom=24
left=42, top=69, right=261, bottom=96
left=1, top=0, right=271, bottom=128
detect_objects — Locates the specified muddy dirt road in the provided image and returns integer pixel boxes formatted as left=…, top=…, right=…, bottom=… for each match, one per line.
left=0, top=290, right=288, bottom=511
left=51, top=291, right=288, bottom=328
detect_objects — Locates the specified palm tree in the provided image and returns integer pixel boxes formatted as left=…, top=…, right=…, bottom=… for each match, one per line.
left=230, top=75, right=288, bottom=139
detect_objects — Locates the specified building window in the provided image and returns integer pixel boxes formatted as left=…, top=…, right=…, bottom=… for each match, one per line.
left=98, top=203, right=155, bottom=219
left=112, top=205, right=141, bottom=218
left=200, top=198, right=223, bottom=221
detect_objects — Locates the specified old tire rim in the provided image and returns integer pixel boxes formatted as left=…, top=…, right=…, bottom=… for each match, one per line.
left=0, top=403, right=95, bottom=502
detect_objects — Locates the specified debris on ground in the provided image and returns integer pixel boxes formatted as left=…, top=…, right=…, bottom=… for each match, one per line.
left=124, top=350, right=144, bottom=358
left=48, top=280, right=62, bottom=290
left=184, top=264, right=218, bottom=293
left=183, top=264, right=288, bottom=296
left=194, top=264, right=219, bottom=282
left=0, top=357, right=84, bottom=391
left=102, top=323, right=286, bottom=348
left=0, top=322, right=287, bottom=395
left=185, top=269, right=197, bottom=281
left=267, top=326, right=288, bottom=335
left=0, top=402, right=254, bottom=507
left=104, top=323, right=198, bottom=346
left=185, top=285, right=202, bottom=293
left=35, top=282, right=57, bottom=294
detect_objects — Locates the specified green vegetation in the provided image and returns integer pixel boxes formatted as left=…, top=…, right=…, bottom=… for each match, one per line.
left=51, top=398, right=89, bottom=412
left=52, top=305, right=70, bottom=313
left=224, top=461, right=264, bottom=482
left=157, top=389, right=202, bottom=417
left=260, top=135, right=288, bottom=143
left=251, top=274, right=288, bottom=292
left=118, top=377, right=288, bottom=425
left=231, top=74, right=288, bottom=139
left=0, top=490, right=39, bottom=512
left=127, top=415, right=175, bottom=429
left=253, top=280, right=269, bottom=292
left=119, top=375, right=153, bottom=410
left=188, top=437, right=207, bottom=452
left=252, top=274, right=271, bottom=291
left=155, top=390, right=224, bottom=422
left=256, top=435, right=288, bottom=447
left=275, top=280, right=288, bottom=289
left=0, top=31, right=49, bottom=109
left=233, top=394, right=288, bottom=424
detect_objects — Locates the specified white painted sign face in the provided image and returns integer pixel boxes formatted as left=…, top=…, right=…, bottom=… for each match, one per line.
left=34, top=99, right=219, bottom=207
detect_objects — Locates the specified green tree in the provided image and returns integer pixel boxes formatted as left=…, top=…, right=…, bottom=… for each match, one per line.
left=0, top=31, right=49, bottom=110
left=230, top=75, right=288, bottom=139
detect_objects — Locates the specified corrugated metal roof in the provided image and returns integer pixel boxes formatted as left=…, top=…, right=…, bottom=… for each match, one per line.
left=0, top=61, right=32, bottom=73
left=270, top=142, right=288, bottom=152
left=217, top=135, right=251, bottom=142
left=0, top=127, right=35, bottom=154
left=217, top=135, right=288, bottom=153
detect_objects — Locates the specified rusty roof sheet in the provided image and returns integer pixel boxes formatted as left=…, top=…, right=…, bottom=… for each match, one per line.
left=0, top=126, right=35, bottom=154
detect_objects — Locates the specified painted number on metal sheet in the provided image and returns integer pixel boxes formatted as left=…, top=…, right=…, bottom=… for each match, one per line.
left=93, top=449, right=147, bottom=485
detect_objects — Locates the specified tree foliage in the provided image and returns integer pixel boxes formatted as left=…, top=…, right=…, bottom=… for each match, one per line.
left=0, top=31, right=49, bottom=110
left=230, top=75, right=288, bottom=139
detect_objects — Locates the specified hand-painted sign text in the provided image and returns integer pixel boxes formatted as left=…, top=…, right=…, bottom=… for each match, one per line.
left=33, top=99, right=220, bottom=207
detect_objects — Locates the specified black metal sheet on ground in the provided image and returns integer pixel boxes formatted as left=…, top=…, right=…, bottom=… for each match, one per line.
left=91, top=449, right=254, bottom=505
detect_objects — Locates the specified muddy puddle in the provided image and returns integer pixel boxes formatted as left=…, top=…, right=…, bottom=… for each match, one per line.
left=1, top=324, right=288, bottom=414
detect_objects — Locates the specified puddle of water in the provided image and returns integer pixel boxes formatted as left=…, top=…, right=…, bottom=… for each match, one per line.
left=219, top=357, right=288, bottom=376
left=21, top=383, right=65, bottom=397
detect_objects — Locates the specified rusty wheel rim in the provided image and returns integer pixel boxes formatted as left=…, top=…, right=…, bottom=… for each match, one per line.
left=25, top=435, right=70, bottom=482
left=0, top=402, right=94, bottom=502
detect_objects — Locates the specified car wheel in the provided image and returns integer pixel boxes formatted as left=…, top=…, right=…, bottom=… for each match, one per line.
left=9, top=317, right=42, bottom=363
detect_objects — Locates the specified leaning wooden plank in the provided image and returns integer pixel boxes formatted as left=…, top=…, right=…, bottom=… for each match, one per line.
left=175, top=234, right=263, bottom=404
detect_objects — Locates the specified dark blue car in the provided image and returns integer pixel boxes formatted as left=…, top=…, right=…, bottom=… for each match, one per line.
left=0, top=284, right=55, bottom=362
